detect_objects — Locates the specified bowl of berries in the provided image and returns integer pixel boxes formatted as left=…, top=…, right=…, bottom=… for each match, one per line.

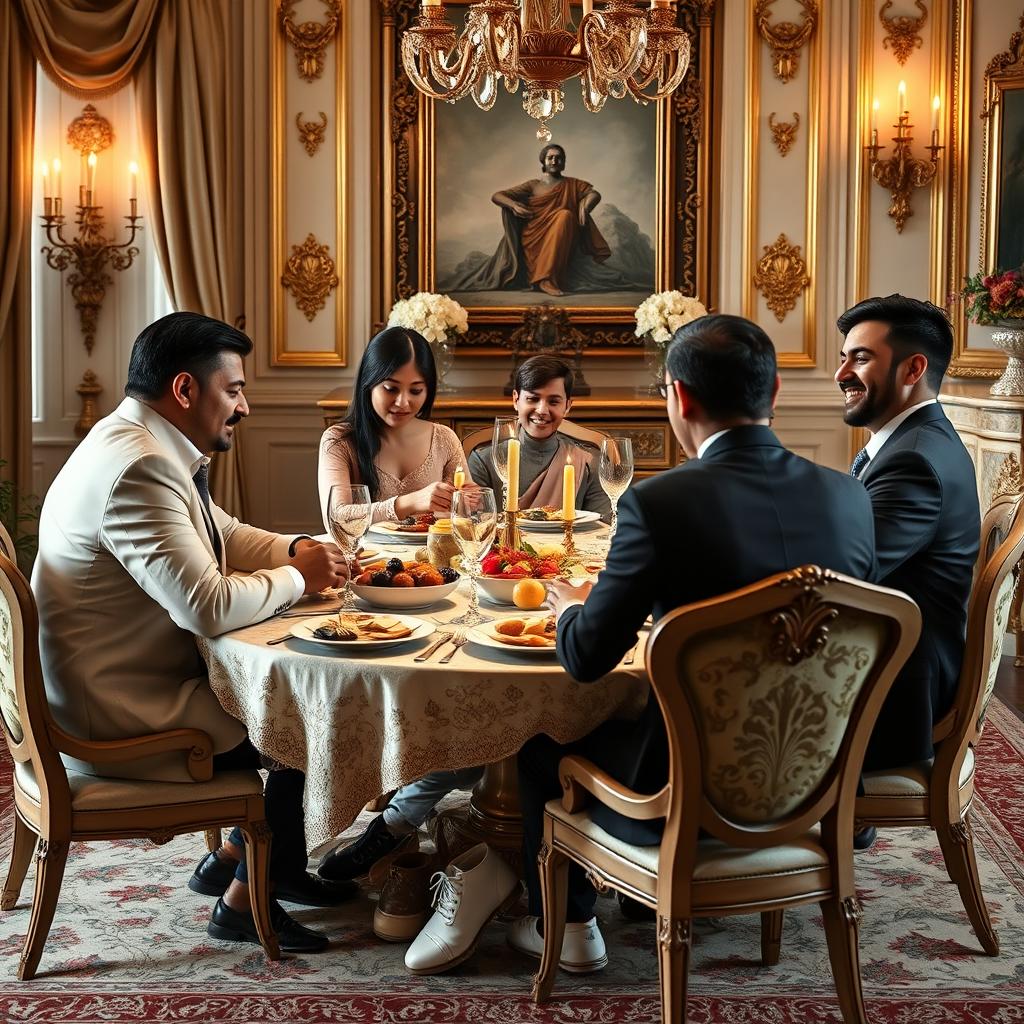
left=351, top=557, right=460, bottom=609
left=476, top=546, right=568, bottom=606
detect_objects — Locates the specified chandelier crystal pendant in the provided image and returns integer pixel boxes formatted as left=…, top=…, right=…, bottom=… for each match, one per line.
left=400, top=0, right=691, bottom=141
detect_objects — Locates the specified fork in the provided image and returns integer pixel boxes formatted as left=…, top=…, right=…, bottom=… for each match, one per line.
left=438, top=630, right=468, bottom=664
left=266, top=634, right=293, bottom=646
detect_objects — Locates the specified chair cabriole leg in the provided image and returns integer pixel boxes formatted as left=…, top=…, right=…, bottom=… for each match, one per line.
left=531, top=839, right=568, bottom=1004
left=2, top=813, right=37, bottom=911
left=760, top=909, right=784, bottom=966
left=937, top=815, right=999, bottom=955
left=656, top=913, right=691, bottom=1024
left=821, top=895, right=868, bottom=1024
left=18, top=837, right=69, bottom=981
left=239, top=820, right=280, bottom=961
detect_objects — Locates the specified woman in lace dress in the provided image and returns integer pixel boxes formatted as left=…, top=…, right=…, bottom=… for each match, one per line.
left=317, top=326, right=464, bottom=530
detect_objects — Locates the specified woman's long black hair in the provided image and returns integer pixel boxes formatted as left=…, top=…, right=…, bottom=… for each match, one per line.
left=342, top=326, right=437, bottom=497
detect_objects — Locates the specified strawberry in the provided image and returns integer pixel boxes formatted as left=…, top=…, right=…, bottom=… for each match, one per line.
left=481, top=553, right=504, bottom=576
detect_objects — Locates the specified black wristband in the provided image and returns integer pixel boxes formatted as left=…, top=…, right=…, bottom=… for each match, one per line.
left=288, top=534, right=313, bottom=557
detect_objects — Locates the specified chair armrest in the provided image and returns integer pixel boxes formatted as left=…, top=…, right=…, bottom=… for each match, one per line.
left=51, top=727, right=215, bottom=782
left=558, top=754, right=669, bottom=820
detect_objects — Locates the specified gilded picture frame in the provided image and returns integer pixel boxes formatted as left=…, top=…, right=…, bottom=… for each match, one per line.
left=377, top=0, right=717, bottom=356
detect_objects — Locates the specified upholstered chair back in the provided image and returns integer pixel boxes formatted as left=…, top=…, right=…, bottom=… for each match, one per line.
left=955, top=491, right=1024, bottom=754
left=0, top=553, right=73, bottom=828
left=646, top=566, right=921, bottom=858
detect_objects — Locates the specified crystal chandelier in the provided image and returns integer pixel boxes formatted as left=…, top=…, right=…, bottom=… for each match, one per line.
left=401, top=0, right=691, bottom=141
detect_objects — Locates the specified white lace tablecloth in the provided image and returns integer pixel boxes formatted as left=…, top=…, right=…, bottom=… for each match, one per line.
left=196, top=547, right=646, bottom=849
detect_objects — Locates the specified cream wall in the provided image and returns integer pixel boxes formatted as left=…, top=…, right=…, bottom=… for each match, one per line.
left=30, top=0, right=1011, bottom=532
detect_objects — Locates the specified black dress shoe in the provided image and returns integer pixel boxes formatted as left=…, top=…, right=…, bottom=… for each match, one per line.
left=318, top=814, right=413, bottom=882
left=617, top=891, right=656, bottom=922
left=208, top=897, right=329, bottom=953
left=275, top=872, right=358, bottom=907
left=188, top=851, right=237, bottom=897
left=854, top=825, right=878, bottom=852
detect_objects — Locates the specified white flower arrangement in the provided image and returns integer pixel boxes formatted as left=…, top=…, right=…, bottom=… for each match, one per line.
left=634, top=291, right=708, bottom=345
left=387, top=292, right=469, bottom=345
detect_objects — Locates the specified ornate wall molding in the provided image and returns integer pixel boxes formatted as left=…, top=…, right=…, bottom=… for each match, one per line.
left=66, top=104, right=113, bottom=154
left=879, top=0, right=927, bottom=66
left=74, top=370, right=102, bottom=438
left=296, top=111, right=328, bottom=156
left=281, top=233, right=339, bottom=321
left=754, top=0, right=818, bottom=84
left=753, top=233, right=811, bottom=323
left=768, top=112, right=800, bottom=156
left=279, top=0, right=341, bottom=82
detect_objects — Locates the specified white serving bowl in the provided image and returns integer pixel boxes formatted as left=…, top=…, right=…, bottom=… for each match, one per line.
left=351, top=579, right=459, bottom=609
left=476, top=575, right=556, bottom=607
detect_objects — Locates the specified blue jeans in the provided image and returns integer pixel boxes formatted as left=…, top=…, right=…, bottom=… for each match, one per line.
left=386, top=767, right=485, bottom=828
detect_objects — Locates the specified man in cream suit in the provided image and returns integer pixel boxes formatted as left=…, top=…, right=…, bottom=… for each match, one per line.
left=33, top=312, right=350, bottom=953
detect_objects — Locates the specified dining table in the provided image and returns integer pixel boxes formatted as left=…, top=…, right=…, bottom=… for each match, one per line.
left=195, top=525, right=649, bottom=856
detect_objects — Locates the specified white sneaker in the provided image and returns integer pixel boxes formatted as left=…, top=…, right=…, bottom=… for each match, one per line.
left=507, top=914, right=609, bottom=974
left=404, top=843, right=520, bottom=974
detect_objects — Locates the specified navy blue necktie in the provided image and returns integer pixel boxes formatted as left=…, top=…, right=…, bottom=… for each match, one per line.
left=850, top=447, right=870, bottom=478
left=192, top=464, right=222, bottom=562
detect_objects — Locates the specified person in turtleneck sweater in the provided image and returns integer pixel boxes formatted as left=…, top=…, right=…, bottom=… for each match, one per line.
left=467, top=355, right=611, bottom=519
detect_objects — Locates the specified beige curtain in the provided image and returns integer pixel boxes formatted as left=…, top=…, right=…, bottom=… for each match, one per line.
left=135, top=0, right=247, bottom=519
left=0, top=3, right=35, bottom=505
left=16, top=0, right=161, bottom=99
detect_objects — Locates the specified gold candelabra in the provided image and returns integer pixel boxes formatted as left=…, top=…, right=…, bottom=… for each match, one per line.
left=864, top=111, right=942, bottom=234
left=498, top=508, right=523, bottom=551
left=40, top=181, right=142, bottom=355
left=561, top=516, right=576, bottom=557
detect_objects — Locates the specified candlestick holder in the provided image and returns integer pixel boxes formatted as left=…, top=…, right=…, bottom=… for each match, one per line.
left=864, top=113, right=943, bottom=234
left=561, top=518, right=576, bottom=558
left=40, top=199, right=142, bottom=354
left=498, top=508, right=523, bottom=551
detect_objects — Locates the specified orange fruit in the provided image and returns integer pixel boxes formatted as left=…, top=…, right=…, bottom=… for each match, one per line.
left=513, top=578, right=547, bottom=610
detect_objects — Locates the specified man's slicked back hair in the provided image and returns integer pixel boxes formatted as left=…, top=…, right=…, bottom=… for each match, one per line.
left=836, top=294, right=953, bottom=392
left=125, top=312, right=253, bottom=401
left=665, top=313, right=777, bottom=420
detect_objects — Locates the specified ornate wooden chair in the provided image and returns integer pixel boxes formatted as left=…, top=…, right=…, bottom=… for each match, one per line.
left=532, top=565, right=920, bottom=1023
left=460, top=419, right=609, bottom=463
left=0, top=520, right=14, bottom=559
left=854, top=487, right=1024, bottom=956
left=0, top=552, right=280, bottom=978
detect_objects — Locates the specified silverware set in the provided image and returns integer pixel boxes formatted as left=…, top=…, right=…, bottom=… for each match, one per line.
left=437, top=631, right=468, bottom=664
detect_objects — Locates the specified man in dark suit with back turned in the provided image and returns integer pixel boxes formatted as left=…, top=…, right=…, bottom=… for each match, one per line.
left=509, top=314, right=878, bottom=974
left=836, top=294, right=980, bottom=774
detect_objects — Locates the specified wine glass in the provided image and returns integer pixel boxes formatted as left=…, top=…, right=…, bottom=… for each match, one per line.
left=491, top=417, right=518, bottom=510
left=449, top=487, right=498, bottom=627
left=599, top=437, right=634, bottom=541
left=327, top=483, right=372, bottom=611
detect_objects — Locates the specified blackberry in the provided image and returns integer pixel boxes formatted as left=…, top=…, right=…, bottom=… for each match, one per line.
left=438, top=566, right=459, bottom=583
left=370, top=570, right=392, bottom=587
left=386, top=557, right=405, bottom=575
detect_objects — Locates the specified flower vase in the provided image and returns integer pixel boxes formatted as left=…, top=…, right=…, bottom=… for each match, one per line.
left=637, top=333, right=665, bottom=396
left=990, top=320, right=1024, bottom=397
left=431, top=335, right=456, bottom=394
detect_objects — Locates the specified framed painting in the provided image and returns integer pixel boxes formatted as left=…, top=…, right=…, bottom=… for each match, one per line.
left=378, top=0, right=718, bottom=355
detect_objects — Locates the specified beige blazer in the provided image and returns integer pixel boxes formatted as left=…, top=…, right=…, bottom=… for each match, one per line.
left=32, top=399, right=300, bottom=781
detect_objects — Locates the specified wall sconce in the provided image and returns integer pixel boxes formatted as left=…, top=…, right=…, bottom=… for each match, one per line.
left=864, top=81, right=943, bottom=233
left=39, top=105, right=142, bottom=355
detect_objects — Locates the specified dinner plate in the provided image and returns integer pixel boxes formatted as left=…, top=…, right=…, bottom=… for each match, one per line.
left=516, top=509, right=602, bottom=531
left=367, top=522, right=432, bottom=539
left=289, top=614, right=434, bottom=650
left=468, top=621, right=558, bottom=656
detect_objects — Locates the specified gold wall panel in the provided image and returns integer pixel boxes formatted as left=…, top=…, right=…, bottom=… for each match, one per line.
left=271, top=0, right=347, bottom=367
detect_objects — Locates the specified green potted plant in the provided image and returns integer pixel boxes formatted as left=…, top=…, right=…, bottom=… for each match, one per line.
left=0, top=461, right=41, bottom=573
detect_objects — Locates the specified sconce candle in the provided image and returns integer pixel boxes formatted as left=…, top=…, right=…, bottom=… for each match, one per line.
left=87, top=152, right=97, bottom=203
left=52, top=158, right=61, bottom=200
left=931, top=96, right=940, bottom=143
left=40, top=161, right=49, bottom=199
left=897, top=80, right=907, bottom=115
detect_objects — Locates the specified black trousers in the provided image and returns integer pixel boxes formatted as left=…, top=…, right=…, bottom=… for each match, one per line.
left=518, top=729, right=619, bottom=924
left=212, top=738, right=307, bottom=884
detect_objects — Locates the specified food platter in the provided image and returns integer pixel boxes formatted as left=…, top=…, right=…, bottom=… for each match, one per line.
left=517, top=509, right=602, bottom=532
left=468, top=615, right=558, bottom=656
left=289, top=613, right=434, bottom=650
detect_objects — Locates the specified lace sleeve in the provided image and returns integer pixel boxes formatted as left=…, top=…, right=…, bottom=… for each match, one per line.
left=318, top=427, right=398, bottom=529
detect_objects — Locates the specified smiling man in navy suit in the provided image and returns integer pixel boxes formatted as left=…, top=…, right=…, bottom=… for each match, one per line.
left=836, top=294, right=980, bottom=774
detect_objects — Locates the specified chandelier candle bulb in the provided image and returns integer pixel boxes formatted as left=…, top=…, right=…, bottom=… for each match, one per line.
left=562, top=455, right=575, bottom=524
left=507, top=438, right=521, bottom=512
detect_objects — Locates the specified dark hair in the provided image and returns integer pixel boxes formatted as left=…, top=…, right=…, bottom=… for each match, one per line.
left=343, top=326, right=437, bottom=497
left=538, top=143, right=565, bottom=168
left=665, top=313, right=777, bottom=420
left=513, top=354, right=574, bottom=400
left=124, top=312, right=252, bottom=400
left=836, top=294, right=953, bottom=392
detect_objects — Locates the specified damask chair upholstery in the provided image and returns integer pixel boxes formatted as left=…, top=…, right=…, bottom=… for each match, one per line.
left=0, top=552, right=280, bottom=979
left=532, top=565, right=921, bottom=1023
left=460, top=419, right=609, bottom=462
left=855, top=487, right=1024, bottom=956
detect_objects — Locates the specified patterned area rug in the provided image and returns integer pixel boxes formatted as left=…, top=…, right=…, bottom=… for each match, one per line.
left=1, top=703, right=1024, bottom=1023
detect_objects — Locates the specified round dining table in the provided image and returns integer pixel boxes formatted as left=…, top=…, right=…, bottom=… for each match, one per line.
left=195, top=529, right=648, bottom=853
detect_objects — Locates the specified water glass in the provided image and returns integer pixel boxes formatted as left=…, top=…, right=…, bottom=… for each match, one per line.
left=599, top=437, right=634, bottom=541
left=449, top=487, right=497, bottom=626
left=327, top=483, right=372, bottom=610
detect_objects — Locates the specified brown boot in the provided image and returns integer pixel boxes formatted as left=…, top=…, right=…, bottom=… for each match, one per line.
left=374, top=851, right=436, bottom=943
